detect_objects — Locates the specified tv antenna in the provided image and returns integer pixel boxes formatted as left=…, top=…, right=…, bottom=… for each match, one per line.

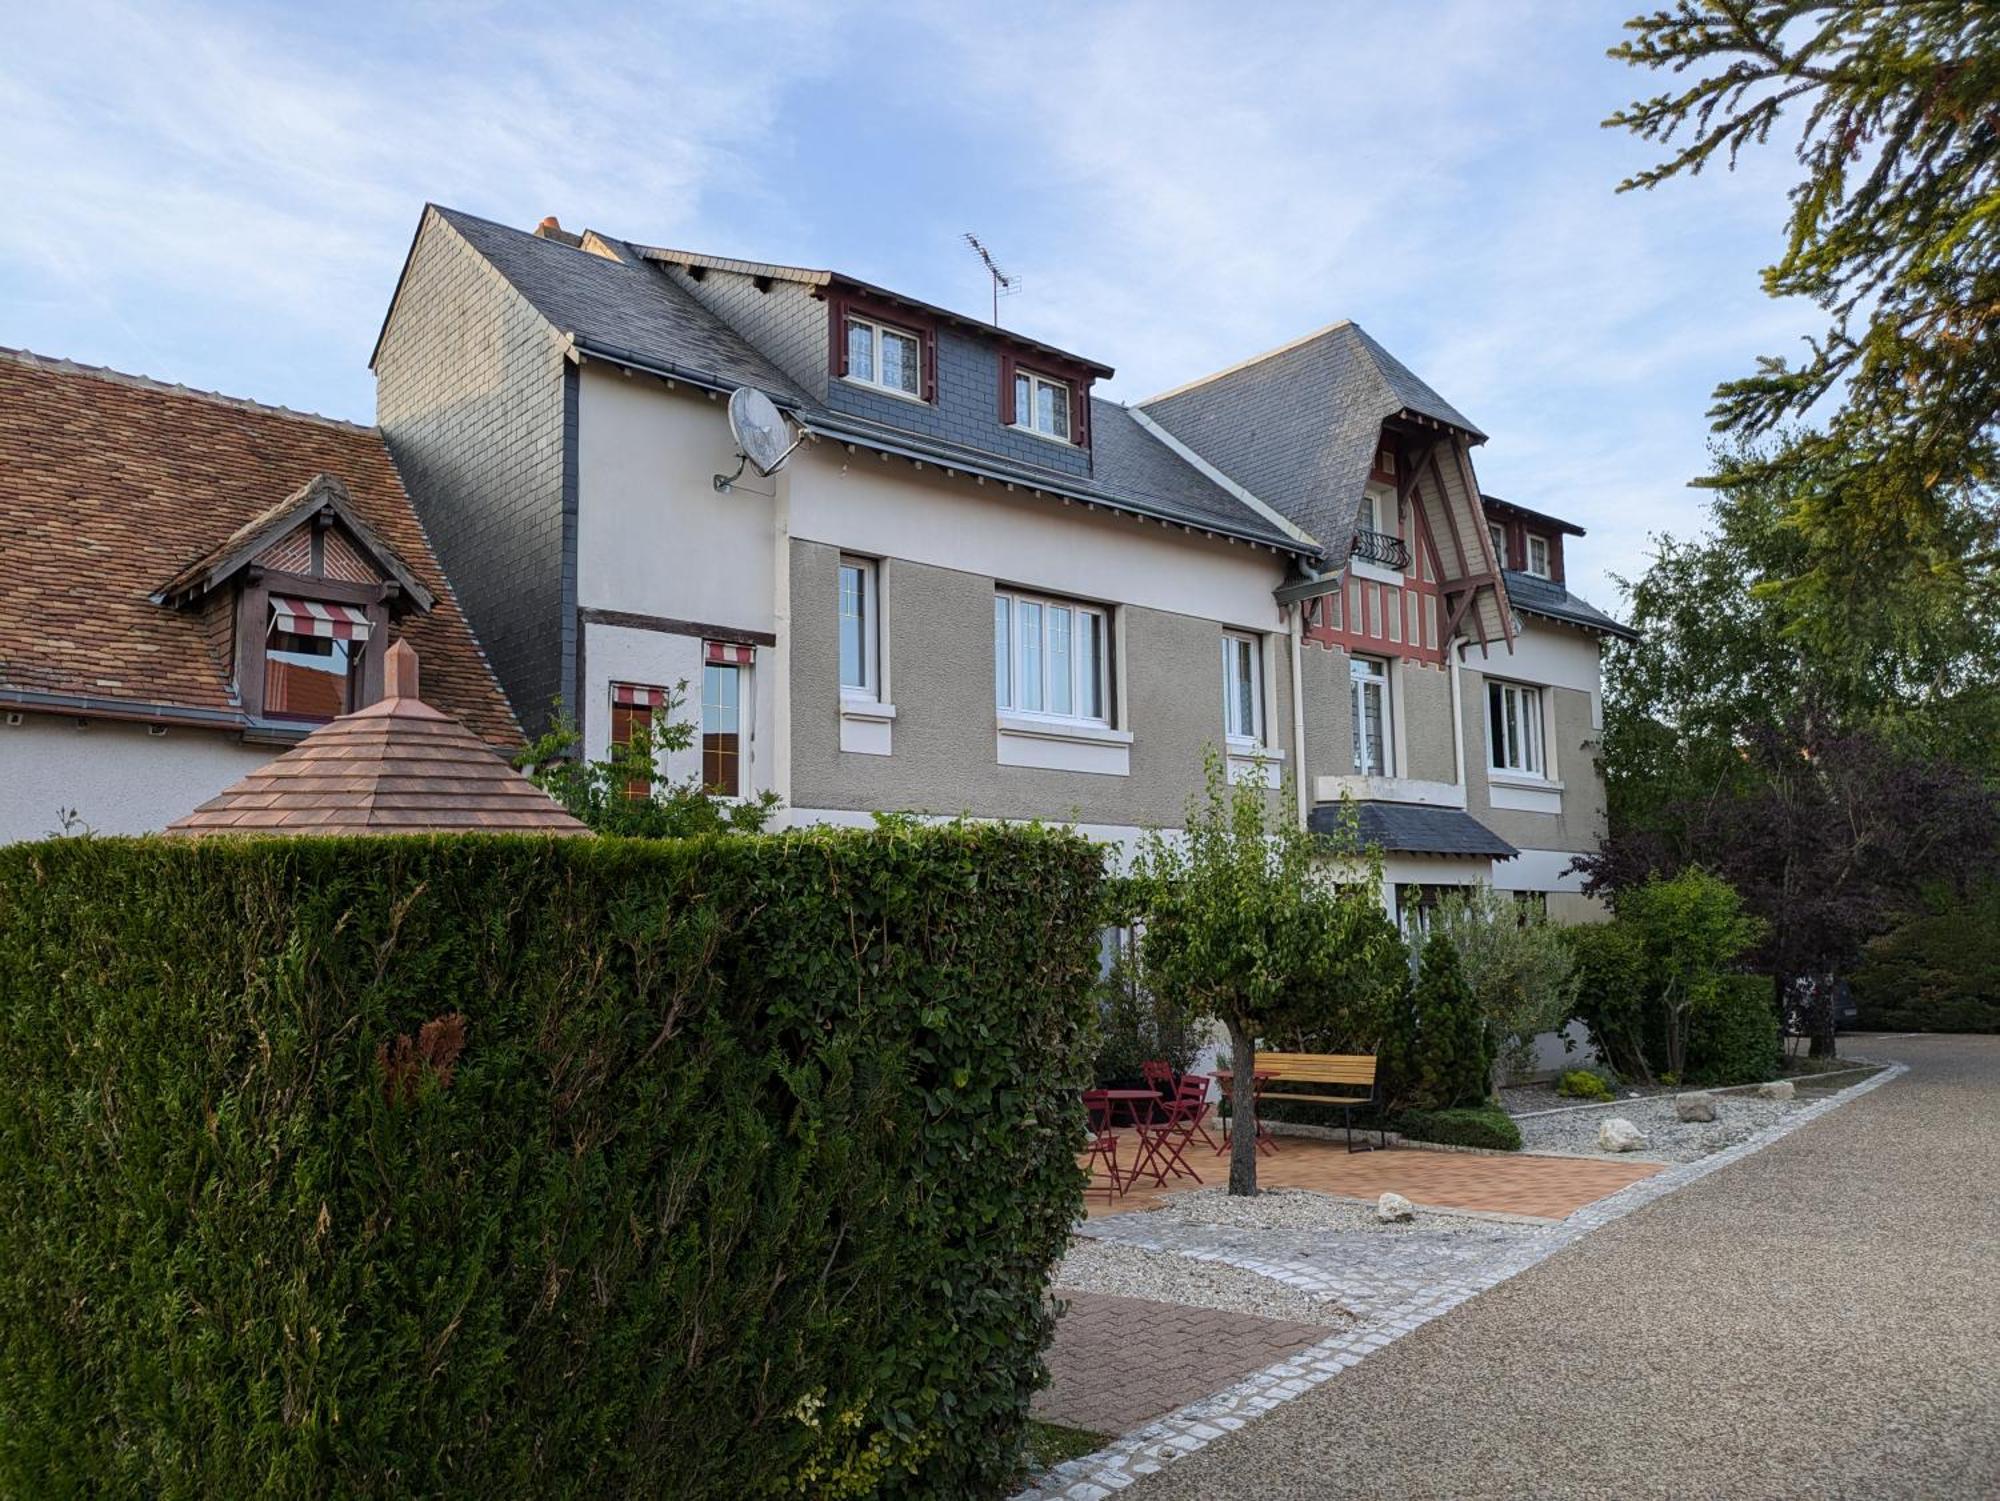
left=962, top=232, right=1019, bottom=326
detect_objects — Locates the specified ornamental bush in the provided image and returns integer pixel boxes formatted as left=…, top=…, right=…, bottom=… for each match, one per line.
left=1852, top=880, right=2000, bottom=1034
left=1684, top=973, right=1783, bottom=1086
left=0, top=826, right=1102, bottom=1499
left=1379, top=931, right=1491, bottom=1115
left=1394, top=1105, right=1522, bottom=1152
left=1555, top=1068, right=1615, bottom=1101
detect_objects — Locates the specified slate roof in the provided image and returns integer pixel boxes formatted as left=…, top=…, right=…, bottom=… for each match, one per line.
left=1309, top=800, right=1518, bottom=859
left=1138, top=321, right=1483, bottom=552
left=168, top=643, right=585, bottom=836
left=1502, top=569, right=1637, bottom=642
left=403, top=207, right=1309, bottom=556
left=0, top=348, right=519, bottom=746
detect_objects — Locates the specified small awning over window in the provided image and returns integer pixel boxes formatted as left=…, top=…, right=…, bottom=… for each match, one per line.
left=705, top=640, right=754, bottom=666
left=271, top=596, right=373, bottom=641
left=611, top=683, right=668, bottom=709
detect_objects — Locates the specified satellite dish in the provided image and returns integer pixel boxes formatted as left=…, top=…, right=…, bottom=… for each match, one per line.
left=715, top=387, right=809, bottom=491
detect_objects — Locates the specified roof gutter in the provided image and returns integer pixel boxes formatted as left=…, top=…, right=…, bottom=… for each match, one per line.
left=0, top=688, right=308, bottom=739
left=569, top=338, right=1318, bottom=560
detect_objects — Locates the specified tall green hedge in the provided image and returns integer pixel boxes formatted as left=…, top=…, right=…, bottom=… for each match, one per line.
left=0, top=827, right=1102, bottom=1499
left=1853, top=881, right=2000, bottom=1033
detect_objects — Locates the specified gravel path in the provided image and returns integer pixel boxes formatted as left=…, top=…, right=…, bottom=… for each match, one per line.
left=1136, top=1186, right=1507, bottom=1235
left=1513, top=1090, right=1802, bottom=1162
left=1117, top=1034, right=2000, bottom=1500
left=1054, top=1238, right=1353, bottom=1325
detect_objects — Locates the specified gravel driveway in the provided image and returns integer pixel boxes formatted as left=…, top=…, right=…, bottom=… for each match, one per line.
left=1115, top=1034, right=2000, bottom=1500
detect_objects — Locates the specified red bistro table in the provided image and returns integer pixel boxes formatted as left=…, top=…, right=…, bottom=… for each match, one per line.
left=1096, top=1088, right=1166, bottom=1130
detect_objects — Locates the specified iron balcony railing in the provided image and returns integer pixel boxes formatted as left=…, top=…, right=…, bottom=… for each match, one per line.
left=1350, top=528, right=1410, bottom=571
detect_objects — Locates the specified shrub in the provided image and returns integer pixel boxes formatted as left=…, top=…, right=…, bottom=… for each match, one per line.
left=1685, top=972, right=1782, bottom=1085
left=0, top=827, right=1102, bottom=1499
left=1556, top=1068, right=1614, bottom=1101
left=1426, top=887, right=1579, bottom=1079
left=1395, top=1105, right=1522, bottom=1152
left=1090, top=930, right=1202, bottom=1085
left=1380, top=930, right=1491, bottom=1114
left=1852, top=880, right=2000, bottom=1033
left=1563, top=918, right=1653, bottom=1081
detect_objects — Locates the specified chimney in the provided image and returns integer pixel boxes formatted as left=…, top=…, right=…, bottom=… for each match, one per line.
left=384, top=639, right=421, bottom=701
left=533, top=215, right=581, bottom=247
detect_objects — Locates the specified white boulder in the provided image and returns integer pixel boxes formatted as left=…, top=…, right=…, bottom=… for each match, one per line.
left=1598, top=1117, right=1648, bottom=1153
left=1674, top=1092, right=1719, bottom=1123
left=1756, top=1080, right=1795, bottom=1101
left=1377, top=1191, right=1416, bottom=1223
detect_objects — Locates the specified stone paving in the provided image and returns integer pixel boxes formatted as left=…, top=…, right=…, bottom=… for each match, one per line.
left=1033, top=1291, right=1332, bottom=1436
left=1016, top=1062, right=1909, bottom=1500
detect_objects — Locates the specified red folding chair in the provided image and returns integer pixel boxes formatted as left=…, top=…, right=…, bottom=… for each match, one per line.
left=1140, top=1059, right=1178, bottom=1104
left=1215, top=1070, right=1280, bottom=1157
left=1132, top=1074, right=1211, bottom=1187
left=1081, top=1090, right=1126, bottom=1201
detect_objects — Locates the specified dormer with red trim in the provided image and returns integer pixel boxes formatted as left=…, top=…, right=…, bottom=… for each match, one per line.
left=1479, top=495, right=1584, bottom=586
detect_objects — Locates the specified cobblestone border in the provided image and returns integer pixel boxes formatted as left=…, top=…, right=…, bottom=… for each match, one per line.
left=1015, top=1062, right=1908, bottom=1500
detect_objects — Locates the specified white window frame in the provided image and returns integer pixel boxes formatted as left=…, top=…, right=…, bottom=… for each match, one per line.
left=1350, top=654, right=1392, bottom=776
left=1524, top=533, right=1552, bottom=578
left=843, top=314, right=925, bottom=401
left=700, top=659, right=752, bottom=800
left=994, top=588, right=1110, bottom=727
left=1222, top=632, right=1263, bottom=745
left=837, top=556, right=879, bottom=701
left=1012, top=368, right=1073, bottom=442
left=1487, top=677, right=1547, bottom=778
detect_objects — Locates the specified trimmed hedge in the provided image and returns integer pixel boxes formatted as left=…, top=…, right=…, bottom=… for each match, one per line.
left=0, top=827, right=1102, bottom=1499
left=1684, top=973, right=1782, bottom=1086
left=1395, top=1105, right=1522, bottom=1152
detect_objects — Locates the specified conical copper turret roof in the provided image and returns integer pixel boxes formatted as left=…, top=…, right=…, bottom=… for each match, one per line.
left=167, top=642, right=588, bottom=836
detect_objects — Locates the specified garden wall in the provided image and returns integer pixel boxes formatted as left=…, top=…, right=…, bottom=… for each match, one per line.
left=0, top=827, right=1102, bottom=1498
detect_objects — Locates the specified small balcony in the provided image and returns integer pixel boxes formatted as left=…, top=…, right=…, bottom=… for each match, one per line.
left=1349, top=528, right=1409, bottom=571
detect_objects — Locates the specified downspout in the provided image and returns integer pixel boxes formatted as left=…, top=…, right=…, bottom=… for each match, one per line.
left=1447, top=631, right=1467, bottom=799
left=1289, top=600, right=1309, bottom=828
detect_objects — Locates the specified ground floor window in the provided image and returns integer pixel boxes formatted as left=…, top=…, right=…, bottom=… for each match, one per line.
left=610, top=682, right=668, bottom=800
left=701, top=646, right=751, bottom=796
left=1395, top=882, right=1472, bottom=938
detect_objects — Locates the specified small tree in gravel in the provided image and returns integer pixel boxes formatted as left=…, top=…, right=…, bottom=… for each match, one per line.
left=1132, top=756, right=1400, bottom=1195
left=1427, top=886, right=1579, bottom=1084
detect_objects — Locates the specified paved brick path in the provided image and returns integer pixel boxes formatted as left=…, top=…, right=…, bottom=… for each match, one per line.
left=1033, top=1291, right=1332, bottom=1436
left=1091, top=1136, right=1662, bottom=1220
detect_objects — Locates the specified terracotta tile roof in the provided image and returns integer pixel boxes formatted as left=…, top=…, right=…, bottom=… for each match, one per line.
left=0, top=348, right=519, bottom=746
left=167, top=642, right=585, bottom=836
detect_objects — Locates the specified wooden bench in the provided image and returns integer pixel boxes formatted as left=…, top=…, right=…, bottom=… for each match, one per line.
left=1248, top=1052, right=1383, bottom=1152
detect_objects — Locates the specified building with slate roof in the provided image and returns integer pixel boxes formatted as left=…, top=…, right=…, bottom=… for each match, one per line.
left=367, top=203, right=1633, bottom=930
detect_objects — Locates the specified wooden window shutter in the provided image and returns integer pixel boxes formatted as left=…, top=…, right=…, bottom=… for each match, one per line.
left=922, top=328, right=938, bottom=404
left=1073, top=380, right=1091, bottom=447
left=827, top=294, right=849, bottom=378
left=998, top=351, right=1017, bottom=425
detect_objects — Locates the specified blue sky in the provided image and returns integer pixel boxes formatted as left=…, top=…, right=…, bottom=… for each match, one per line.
left=1, top=0, right=1817, bottom=611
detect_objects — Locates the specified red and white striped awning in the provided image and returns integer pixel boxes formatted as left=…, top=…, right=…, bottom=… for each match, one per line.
left=611, top=682, right=669, bottom=709
left=704, top=640, right=754, bottom=667
left=271, top=596, right=373, bottom=642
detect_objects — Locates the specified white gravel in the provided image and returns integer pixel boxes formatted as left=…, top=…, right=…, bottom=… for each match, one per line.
left=1513, top=1091, right=1801, bottom=1162
left=1141, top=1186, right=1506, bottom=1236
left=1053, top=1237, right=1353, bottom=1325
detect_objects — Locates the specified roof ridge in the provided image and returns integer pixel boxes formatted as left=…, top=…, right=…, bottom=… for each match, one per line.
left=1135, top=319, right=1358, bottom=407
left=0, top=347, right=378, bottom=435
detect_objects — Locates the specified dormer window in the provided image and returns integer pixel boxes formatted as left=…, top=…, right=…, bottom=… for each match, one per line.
left=843, top=314, right=924, bottom=399
left=1012, top=368, right=1072, bottom=441
left=1488, top=521, right=1506, bottom=564
left=1525, top=534, right=1551, bottom=578
left=264, top=597, right=372, bottom=722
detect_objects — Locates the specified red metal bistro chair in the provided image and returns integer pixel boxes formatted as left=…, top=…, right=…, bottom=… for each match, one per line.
left=1132, top=1074, right=1212, bottom=1187
left=1081, top=1090, right=1126, bottom=1201
left=1140, top=1059, right=1178, bottom=1103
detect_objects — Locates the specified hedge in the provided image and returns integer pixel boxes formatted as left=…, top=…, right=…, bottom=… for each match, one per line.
left=1394, top=1105, right=1522, bottom=1152
left=0, top=827, right=1103, bottom=1499
left=1853, top=881, right=2000, bottom=1033
left=1684, top=973, right=1782, bottom=1086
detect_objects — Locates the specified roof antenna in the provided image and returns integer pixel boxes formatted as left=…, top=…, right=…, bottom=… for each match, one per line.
left=962, top=233, right=1019, bottom=326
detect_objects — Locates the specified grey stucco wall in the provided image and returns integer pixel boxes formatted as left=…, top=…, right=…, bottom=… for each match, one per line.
left=789, top=542, right=1286, bottom=827
left=1400, top=661, right=1457, bottom=783
left=1461, top=673, right=1606, bottom=853
left=375, top=213, right=572, bottom=736
left=1298, top=639, right=1350, bottom=782
left=1294, top=642, right=1455, bottom=783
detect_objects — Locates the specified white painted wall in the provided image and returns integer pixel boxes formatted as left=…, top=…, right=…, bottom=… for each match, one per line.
left=1464, top=618, right=1604, bottom=724
left=578, top=619, right=777, bottom=799
left=0, top=714, right=273, bottom=842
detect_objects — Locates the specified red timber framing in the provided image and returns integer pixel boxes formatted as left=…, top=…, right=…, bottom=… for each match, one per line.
left=1300, top=442, right=1448, bottom=664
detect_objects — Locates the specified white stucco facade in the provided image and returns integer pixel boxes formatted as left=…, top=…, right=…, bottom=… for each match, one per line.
left=0, top=715, right=275, bottom=843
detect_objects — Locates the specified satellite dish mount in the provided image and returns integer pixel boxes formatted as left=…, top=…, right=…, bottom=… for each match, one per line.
left=715, top=387, right=810, bottom=492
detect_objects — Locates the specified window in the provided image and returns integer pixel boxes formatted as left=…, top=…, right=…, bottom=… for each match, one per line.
left=1488, top=679, right=1545, bottom=776
left=844, top=314, right=923, bottom=399
left=838, top=557, right=879, bottom=698
left=702, top=660, right=746, bottom=796
left=1525, top=534, right=1551, bottom=578
left=1351, top=655, right=1391, bottom=774
left=1488, top=521, right=1506, bottom=564
left=610, top=682, right=666, bottom=800
left=1012, top=368, right=1071, bottom=441
left=264, top=627, right=359, bottom=723
left=994, top=589, right=1108, bottom=724
left=1222, top=632, right=1262, bottom=743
